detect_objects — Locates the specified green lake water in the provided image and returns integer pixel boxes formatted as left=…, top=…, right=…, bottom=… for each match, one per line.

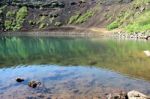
left=0, top=36, right=150, bottom=98
left=0, top=37, right=150, bottom=80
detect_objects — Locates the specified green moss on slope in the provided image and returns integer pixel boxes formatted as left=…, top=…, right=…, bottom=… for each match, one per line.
left=68, top=10, right=95, bottom=24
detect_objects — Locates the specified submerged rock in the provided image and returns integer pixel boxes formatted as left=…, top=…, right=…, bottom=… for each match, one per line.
left=127, top=90, right=150, bottom=99
left=106, top=92, right=127, bottom=99
left=16, top=78, right=24, bottom=82
left=28, top=81, right=41, bottom=88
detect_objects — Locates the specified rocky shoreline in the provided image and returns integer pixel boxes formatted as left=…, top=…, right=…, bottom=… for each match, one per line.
left=109, top=31, right=150, bottom=40
left=0, top=27, right=150, bottom=40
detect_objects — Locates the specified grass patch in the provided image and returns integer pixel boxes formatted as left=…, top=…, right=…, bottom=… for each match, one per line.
left=125, top=11, right=150, bottom=32
left=107, top=21, right=119, bottom=30
left=106, top=0, right=150, bottom=32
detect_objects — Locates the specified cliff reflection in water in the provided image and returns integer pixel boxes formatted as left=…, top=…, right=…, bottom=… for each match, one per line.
left=0, top=37, right=150, bottom=80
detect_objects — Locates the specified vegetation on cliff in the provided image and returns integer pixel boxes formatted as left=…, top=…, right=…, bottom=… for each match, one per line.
left=0, top=0, right=150, bottom=33
left=4, top=6, right=28, bottom=31
left=107, top=0, right=150, bottom=32
left=68, top=10, right=95, bottom=24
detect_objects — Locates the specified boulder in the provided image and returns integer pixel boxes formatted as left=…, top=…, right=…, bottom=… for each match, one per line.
left=16, top=77, right=24, bottom=82
left=143, top=50, right=150, bottom=57
left=145, top=36, right=150, bottom=40
left=128, top=90, right=150, bottom=99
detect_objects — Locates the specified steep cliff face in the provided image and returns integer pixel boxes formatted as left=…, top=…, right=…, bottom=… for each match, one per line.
left=0, top=0, right=150, bottom=32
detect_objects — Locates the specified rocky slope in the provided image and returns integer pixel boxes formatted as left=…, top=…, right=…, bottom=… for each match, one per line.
left=0, top=0, right=150, bottom=33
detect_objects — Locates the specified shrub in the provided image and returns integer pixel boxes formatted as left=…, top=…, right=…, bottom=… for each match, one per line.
left=4, top=6, right=28, bottom=31
left=68, top=14, right=80, bottom=24
left=37, top=16, right=46, bottom=24
left=68, top=10, right=95, bottom=24
left=75, top=11, right=94, bottom=24
left=4, top=20, right=12, bottom=30
left=16, top=6, right=28, bottom=21
left=39, top=23, right=46, bottom=29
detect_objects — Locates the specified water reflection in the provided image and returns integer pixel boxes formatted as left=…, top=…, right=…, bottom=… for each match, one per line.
left=0, top=37, right=150, bottom=81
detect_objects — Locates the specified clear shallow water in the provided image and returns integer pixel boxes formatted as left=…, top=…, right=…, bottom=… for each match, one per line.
left=0, top=37, right=150, bottom=98
left=0, top=65, right=150, bottom=99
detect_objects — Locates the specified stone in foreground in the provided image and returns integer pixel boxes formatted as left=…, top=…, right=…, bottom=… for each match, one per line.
left=128, top=90, right=150, bottom=99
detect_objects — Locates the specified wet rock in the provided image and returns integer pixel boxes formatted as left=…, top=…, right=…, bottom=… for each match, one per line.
left=145, top=36, right=150, bottom=40
left=16, top=78, right=24, bottom=82
left=143, top=50, right=150, bottom=57
left=127, top=90, right=150, bottom=99
left=28, top=81, right=41, bottom=88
